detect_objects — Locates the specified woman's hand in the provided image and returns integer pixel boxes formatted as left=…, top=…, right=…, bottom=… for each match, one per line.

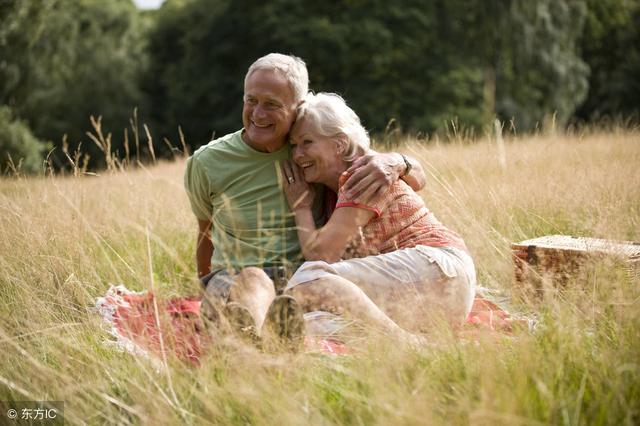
left=281, top=160, right=315, bottom=211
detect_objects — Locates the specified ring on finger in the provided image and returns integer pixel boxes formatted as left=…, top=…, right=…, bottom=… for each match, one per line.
left=287, top=176, right=295, bottom=184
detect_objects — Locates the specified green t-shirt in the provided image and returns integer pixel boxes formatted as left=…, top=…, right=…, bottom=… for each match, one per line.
left=184, top=129, right=319, bottom=271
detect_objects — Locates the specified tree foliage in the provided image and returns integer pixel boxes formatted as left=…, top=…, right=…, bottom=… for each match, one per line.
left=144, top=0, right=487, bottom=145
left=576, top=0, right=640, bottom=121
left=145, top=0, right=598, bottom=149
left=0, top=0, right=638, bottom=172
left=478, top=0, right=589, bottom=129
left=0, top=106, right=47, bottom=174
left=0, top=0, right=146, bottom=168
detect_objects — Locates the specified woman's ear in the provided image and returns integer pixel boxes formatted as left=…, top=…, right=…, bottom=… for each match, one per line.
left=335, top=136, right=349, bottom=156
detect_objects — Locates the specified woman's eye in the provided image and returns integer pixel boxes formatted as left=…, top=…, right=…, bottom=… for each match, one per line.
left=303, top=139, right=313, bottom=145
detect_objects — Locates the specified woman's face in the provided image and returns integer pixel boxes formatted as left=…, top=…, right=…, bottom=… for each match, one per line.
left=290, top=118, right=346, bottom=187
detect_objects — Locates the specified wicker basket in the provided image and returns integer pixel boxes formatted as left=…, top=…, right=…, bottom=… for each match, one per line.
left=512, top=235, right=640, bottom=292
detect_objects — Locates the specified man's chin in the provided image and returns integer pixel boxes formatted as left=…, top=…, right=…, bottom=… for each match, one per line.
left=249, top=128, right=269, bottom=138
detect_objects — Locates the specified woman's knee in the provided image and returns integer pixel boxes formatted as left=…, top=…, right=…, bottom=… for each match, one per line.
left=286, top=280, right=324, bottom=302
left=439, top=272, right=475, bottom=322
left=286, top=279, right=345, bottom=313
left=287, top=260, right=335, bottom=288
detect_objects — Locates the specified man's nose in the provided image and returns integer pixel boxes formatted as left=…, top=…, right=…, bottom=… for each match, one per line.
left=252, top=103, right=267, bottom=119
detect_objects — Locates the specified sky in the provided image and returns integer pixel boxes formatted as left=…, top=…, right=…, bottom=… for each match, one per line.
left=132, top=0, right=165, bottom=9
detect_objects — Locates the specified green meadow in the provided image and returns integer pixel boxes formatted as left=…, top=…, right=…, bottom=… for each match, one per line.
left=1, top=130, right=638, bottom=425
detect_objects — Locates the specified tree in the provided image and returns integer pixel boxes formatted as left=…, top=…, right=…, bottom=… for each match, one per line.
left=145, top=0, right=487, bottom=146
left=575, top=0, right=640, bottom=122
left=0, top=106, right=47, bottom=174
left=501, top=0, right=589, bottom=130
left=0, top=0, right=147, bottom=169
left=451, top=0, right=589, bottom=131
left=146, top=0, right=596, bottom=145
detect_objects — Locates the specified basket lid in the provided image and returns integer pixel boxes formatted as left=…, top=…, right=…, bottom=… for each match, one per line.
left=513, top=235, right=640, bottom=259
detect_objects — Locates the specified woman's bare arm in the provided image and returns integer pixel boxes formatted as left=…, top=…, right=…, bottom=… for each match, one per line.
left=281, top=160, right=374, bottom=262
left=291, top=205, right=373, bottom=262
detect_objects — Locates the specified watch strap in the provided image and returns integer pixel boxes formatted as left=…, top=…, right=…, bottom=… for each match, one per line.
left=400, top=154, right=412, bottom=177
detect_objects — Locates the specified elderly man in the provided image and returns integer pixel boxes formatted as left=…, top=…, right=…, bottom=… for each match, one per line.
left=184, top=53, right=426, bottom=340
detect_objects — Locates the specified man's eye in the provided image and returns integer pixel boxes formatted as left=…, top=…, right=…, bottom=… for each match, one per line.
left=303, top=139, right=313, bottom=145
left=245, top=98, right=257, bottom=105
left=265, top=101, right=279, bottom=109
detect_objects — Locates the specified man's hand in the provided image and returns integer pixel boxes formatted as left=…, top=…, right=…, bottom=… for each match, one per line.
left=342, top=152, right=425, bottom=203
left=281, top=160, right=315, bottom=210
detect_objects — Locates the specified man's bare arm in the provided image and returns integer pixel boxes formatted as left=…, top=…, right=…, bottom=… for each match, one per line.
left=197, top=219, right=213, bottom=278
left=341, top=151, right=426, bottom=203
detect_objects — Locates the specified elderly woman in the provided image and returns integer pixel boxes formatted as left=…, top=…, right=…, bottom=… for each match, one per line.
left=281, top=93, right=476, bottom=342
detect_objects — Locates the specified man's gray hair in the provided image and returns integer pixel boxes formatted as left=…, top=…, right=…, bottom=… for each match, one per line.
left=245, top=53, right=309, bottom=104
left=295, top=92, right=370, bottom=161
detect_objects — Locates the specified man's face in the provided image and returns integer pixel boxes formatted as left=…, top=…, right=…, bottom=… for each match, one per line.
left=242, top=69, right=298, bottom=153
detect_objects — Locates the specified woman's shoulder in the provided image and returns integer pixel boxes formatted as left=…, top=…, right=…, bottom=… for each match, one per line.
left=381, top=179, right=420, bottom=203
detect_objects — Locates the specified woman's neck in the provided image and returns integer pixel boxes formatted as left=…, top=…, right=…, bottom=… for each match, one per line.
left=322, top=161, right=351, bottom=193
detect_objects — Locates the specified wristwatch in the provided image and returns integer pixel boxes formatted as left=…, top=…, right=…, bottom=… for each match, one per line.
left=400, top=154, right=412, bottom=177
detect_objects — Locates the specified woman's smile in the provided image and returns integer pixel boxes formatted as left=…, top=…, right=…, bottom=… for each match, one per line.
left=298, top=161, right=315, bottom=177
left=290, top=119, right=347, bottom=191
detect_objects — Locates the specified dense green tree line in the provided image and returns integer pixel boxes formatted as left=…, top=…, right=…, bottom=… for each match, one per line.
left=576, top=0, right=640, bottom=121
left=1, top=0, right=146, bottom=171
left=1, top=0, right=638, bottom=173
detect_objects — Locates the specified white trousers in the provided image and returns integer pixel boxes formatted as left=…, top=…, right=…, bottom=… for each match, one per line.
left=286, top=245, right=476, bottom=328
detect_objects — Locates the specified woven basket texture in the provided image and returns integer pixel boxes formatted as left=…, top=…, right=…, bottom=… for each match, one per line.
left=511, top=235, right=639, bottom=288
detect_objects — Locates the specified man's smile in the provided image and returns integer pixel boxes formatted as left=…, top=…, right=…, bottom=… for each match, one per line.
left=251, top=121, right=273, bottom=129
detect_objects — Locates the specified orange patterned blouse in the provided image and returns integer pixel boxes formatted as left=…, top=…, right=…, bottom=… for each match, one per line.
left=335, top=172, right=468, bottom=259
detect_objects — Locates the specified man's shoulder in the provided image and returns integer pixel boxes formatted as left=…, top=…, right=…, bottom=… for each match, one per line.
left=191, top=129, right=244, bottom=161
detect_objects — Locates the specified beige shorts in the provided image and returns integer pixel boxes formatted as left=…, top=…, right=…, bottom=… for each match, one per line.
left=286, top=245, right=476, bottom=327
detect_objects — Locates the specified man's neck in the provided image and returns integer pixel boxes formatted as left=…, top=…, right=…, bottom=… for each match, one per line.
left=241, top=130, right=285, bottom=153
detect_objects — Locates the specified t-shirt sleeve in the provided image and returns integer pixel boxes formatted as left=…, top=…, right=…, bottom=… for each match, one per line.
left=184, top=155, right=214, bottom=221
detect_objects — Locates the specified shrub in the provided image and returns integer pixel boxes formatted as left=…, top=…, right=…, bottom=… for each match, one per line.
left=0, top=106, right=47, bottom=174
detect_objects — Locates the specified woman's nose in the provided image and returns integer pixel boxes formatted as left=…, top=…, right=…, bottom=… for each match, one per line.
left=292, top=145, right=302, bottom=162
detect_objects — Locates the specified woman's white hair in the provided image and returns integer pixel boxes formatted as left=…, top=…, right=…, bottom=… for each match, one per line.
left=295, top=92, right=370, bottom=161
left=245, top=53, right=309, bottom=104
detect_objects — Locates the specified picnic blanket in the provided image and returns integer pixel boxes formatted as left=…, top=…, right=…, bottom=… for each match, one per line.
left=95, top=285, right=528, bottom=364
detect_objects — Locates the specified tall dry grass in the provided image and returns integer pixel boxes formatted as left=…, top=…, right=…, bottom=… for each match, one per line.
left=0, top=130, right=639, bottom=424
